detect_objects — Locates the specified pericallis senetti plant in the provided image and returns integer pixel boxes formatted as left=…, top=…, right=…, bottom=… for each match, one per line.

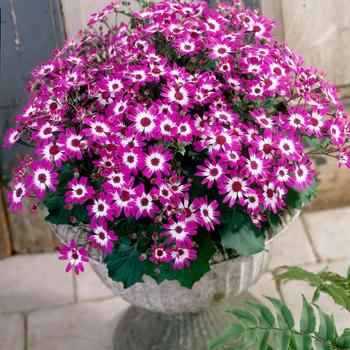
left=4, top=0, right=350, bottom=288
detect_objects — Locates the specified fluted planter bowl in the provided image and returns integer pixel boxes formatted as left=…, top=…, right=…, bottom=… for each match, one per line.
left=51, top=210, right=299, bottom=314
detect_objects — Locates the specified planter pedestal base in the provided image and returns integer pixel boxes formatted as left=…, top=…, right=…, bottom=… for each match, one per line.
left=113, top=292, right=258, bottom=350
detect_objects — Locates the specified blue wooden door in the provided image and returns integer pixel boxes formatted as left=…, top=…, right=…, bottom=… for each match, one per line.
left=0, top=0, right=65, bottom=179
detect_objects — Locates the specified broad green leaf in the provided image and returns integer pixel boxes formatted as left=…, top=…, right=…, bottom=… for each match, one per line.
left=266, top=296, right=294, bottom=329
left=294, top=333, right=312, bottom=350
left=105, top=237, right=145, bottom=288
left=208, top=324, right=244, bottom=350
left=73, top=205, right=89, bottom=224
left=246, top=301, right=275, bottom=327
left=300, top=296, right=316, bottom=333
left=226, top=309, right=257, bottom=327
left=45, top=208, right=71, bottom=225
left=221, top=221, right=265, bottom=256
left=274, top=330, right=290, bottom=350
left=315, top=305, right=336, bottom=341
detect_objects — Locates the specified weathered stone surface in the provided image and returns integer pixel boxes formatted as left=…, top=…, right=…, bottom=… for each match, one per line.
left=0, top=313, right=25, bottom=350
left=0, top=253, right=74, bottom=312
left=282, top=0, right=350, bottom=87
left=0, top=185, right=12, bottom=259
left=302, top=207, right=350, bottom=261
left=27, top=298, right=129, bottom=350
left=279, top=259, right=350, bottom=332
left=6, top=197, right=58, bottom=253
left=268, top=217, right=317, bottom=270
left=307, top=156, right=350, bottom=211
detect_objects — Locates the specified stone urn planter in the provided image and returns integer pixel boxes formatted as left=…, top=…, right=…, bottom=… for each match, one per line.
left=51, top=210, right=299, bottom=350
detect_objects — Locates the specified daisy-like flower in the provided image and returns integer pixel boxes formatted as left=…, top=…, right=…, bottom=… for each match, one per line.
left=276, top=132, right=301, bottom=160
left=262, top=182, right=283, bottom=213
left=161, top=83, right=194, bottom=109
left=285, top=107, right=308, bottom=131
left=306, top=108, right=326, bottom=138
left=87, top=192, right=115, bottom=221
left=242, top=149, right=270, bottom=180
left=150, top=244, right=172, bottom=264
left=25, top=160, right=58, bottom=198
left=195, top=159, right=225, bottom=188
left=193, top=197, right=220, bottom=231
left=132, top=184, right=159, bottom=219
left=171, top=245, right=197, bottom=270
left=272, top=160, right=293, bottom=186
left=7, top=181, right=26, bottom=212
left=207, top=38, right=232, bottom=59
left=88, top=219, right=118, bottom=255
left=83, top=115, right=112, bottom=141
left=245, top=189, right=261, bottom=214
left=57, top=128, right=86, bottom=160
left=142, top=145, right=172, bottom=178
left=36, top=142, right=67, bottom=168
left=32, top=122, right=61, bottom=144
left=3, top=128, right=21, bottom=148
left=251, top=129, right=276, bottom=159
left=174, top=35, right=201, bottom=56
left=65, top=177, right=95, bottom=205
left=128, top=106, right=158, bottom=139
left=112, top=179, right=136, bottom=217
left=218, top=174, right=248, bottom=207
left=249, top=109, right=274, bottom=129
left=292, top=158, right=315, bottom=190
left=162, top=219, right=197, bottom=247
left=57, top=239, right=89, bottom=275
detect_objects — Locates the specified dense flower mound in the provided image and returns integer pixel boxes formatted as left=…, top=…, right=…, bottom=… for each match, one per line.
left=4, top=0, right=350, bottom=287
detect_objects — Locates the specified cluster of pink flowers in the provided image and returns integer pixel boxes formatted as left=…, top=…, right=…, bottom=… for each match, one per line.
left=4, top=0, right=350, bottom=277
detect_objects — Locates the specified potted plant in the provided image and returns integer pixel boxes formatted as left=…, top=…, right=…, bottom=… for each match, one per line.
left=4, top=0, right=350, bottom=348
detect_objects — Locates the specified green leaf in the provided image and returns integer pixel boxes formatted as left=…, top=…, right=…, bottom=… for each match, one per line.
left=245, top=301, right=275, bottom=327
left=256, top=329, right=270, bottom=350
left=294, top=333, right=312, bottom=350
left=208, top=324, right=244, bottom=350
left=226, top=309, right=257, bottom=327
left=276, top=266, right=322, bottom=286
left=320, top=283, right=350, bottom=311
left=73, top=205, right=89, bottom=224
left=274, top=330, right=290, bottom=350
left=105, top=237, right=145, bottom=288
left=335, top=329, right=350, bottom=349
left=315, top=305, right=336, bottom=341
left=315, top=340, right=333, bottom=350
left=267, top=212, right=281, bottom=231
left=300, top=296, right=316, bottom=333
left=266, top=296, right=294, bottom=329
left=221, top=221, right=265, bottom=256
left=235, top=329, right=256, bottom=350
left=45, top=208, right=71, bottom=225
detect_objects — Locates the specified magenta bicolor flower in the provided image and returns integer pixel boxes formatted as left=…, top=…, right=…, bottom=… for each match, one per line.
left=88, top=219, right=118, bottom=255
left=57, top=239, right=89, bottom=275
left=163, top=219, right=197, bottom=247
left=193, top=197, right=220, bottom=231
left=7, top=181, right=26, bottom=212
left=25, top=160, right=58, bottom=198
left=171, top=246, right=197, bottom=270
left=36, top=142, right=67, bottom=168
left=3, top=128, right=21, bottom=148
left=57, top=128, right=86, bottom=160
left=141, top=144, right=172, bottom=178
left=87, top=192, right=115, bottom=221
left=150, top=244, right=172, bottom=264
left=195, top=160, right=225, bottom=188
left=65, top=177, right=95, bottom=205
left=218, top=174, right=248, bottom=207
left=292, top=158, right=315, bottom=191
left=132, top=184, right=159, bottom=219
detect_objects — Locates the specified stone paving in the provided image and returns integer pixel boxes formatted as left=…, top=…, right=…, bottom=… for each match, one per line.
left=0, top=207, right=350, bottom=350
